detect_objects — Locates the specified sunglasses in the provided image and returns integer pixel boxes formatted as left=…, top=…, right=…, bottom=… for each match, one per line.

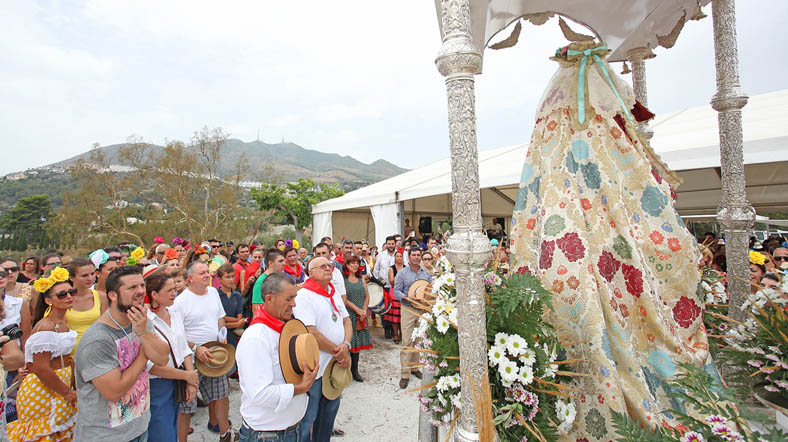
left=774, top=256, right=788, bottom=262
left=316, top=263, right=332, bottom=270
left=46, top=261, right=62, bottom=267
left=2, top=266, right=19, bottom=273
left=53, top=288, right=78, bottom=299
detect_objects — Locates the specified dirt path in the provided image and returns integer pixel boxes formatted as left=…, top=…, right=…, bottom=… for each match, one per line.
left=190, top=325, right=420, bottom=441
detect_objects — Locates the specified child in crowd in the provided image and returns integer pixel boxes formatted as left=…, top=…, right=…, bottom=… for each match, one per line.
left=172, top=268, right=188, bottom=294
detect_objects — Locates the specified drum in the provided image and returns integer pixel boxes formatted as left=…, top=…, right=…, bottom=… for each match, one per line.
left=367, top=282, right=389, bottom=315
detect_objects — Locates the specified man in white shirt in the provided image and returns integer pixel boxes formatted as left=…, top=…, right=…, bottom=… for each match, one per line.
left=312, top=243, right=345, bottom=298
left=292, top=257, right=352, bottom=442
left=173, top=261, right=234, bottom=441
left=372, top=236, right=397, bottom=338
left=237, top=272, right=317, bottom=441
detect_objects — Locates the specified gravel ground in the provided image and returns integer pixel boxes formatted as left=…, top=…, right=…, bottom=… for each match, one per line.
left=190, top=325, right=420, bottom=441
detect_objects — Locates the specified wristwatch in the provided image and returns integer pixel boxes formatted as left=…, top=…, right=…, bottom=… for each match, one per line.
left=343, top=341, right=351, bottom=348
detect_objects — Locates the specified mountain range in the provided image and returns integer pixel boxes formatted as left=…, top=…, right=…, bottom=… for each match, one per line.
left=50, top=138, right=407, bottom=185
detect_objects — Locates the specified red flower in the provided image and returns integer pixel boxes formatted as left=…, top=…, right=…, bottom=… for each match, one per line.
left=516, top=266, right=531, bottom=276
left=649, top=230, right=664, bottom=245
left=557, top=232, right=585, bottom=262
left=667, top=237, right=682, bottom=252
left=611, top=127, right=622, bottom=139
left=581, top=198, right=592, bottom=210
left=567, top=276, right=580, bottom=289
left=552, top=279, right=565, bottom=294
left=540, top=240, right=555, bottom=269
left=547, top=120, right=558, bottom=131
left=619, top=303, right=629, bottom=318
left=527, top=218, right=536, bottom=230
left=597, top=394, right=605, bottom=404
left=670, top=187, right=677, bottom=202
left=672, top=296, right=702, bottom=328
left=597, top=251, right=620, bottom=282
left=621, top=263, right=643, bottom=297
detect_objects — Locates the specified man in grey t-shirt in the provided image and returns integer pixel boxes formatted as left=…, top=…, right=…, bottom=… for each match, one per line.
left=75, top=266, right=169, bottom=442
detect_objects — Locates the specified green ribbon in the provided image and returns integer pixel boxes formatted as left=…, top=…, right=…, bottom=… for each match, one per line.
left=566, top=45, right=634, bottom=125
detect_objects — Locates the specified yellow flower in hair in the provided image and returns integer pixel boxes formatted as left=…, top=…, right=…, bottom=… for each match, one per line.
left=749, top=250, right=766, bottom=266
left=33, top=277, right=55, bottom=294
left=293, top=240, right=300, bottom=250
left=131, top=247, right=145, bottom=260
left=50, top=267, right=70, bottom=283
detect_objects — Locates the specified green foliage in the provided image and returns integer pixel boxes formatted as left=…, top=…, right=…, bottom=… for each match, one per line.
left=487, top=272, right=556, bottom=344
left=0, top=173, right=70, bottom=211
left=1, top=194, right=54, bottom=232
left=249, top=178, right=344, bottom=232
left=611, top=363, right=788, bottom=442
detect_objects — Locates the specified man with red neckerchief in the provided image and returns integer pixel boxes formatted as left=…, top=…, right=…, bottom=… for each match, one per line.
left=236, top=272, right=317, bottom=441
left=292, top=257, right=352, bottom=442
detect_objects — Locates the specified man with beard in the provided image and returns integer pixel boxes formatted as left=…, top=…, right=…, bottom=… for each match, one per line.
left=233, top=243, right=251, bottom=288
left=74, top=266, right=169, bottom=442
left=174, top=261, right=235, bottom=441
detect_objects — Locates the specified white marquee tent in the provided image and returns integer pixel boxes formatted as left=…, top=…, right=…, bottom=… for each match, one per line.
left=312, top=89, right=788, bottom=246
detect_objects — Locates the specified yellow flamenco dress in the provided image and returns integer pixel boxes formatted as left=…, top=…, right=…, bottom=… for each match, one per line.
left=510, top=42, right=717, bottom=441
left=8, top=330, right=77, bottom=442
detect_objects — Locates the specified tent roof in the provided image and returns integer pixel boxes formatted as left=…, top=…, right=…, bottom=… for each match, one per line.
left=313, top=89, right=788, bottom=215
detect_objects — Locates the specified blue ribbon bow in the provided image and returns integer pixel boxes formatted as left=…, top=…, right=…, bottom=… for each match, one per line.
left=566, top=45, right=634, bottom=125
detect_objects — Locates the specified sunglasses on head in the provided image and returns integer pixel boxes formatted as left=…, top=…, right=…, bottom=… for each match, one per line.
left=53, top=288, right=78, bottom=299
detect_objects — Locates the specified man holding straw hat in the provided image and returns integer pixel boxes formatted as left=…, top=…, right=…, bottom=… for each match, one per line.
left=293, top=257, right=352, bottom=442
left=236, top=273, right=318, bottom=441
left=393, top=245, right=434, bottom=390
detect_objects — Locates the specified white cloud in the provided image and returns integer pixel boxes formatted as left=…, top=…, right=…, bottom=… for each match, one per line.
left=0, top=1, right=786, bottom=176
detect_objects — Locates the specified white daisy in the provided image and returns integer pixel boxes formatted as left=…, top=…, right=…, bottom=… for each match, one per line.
left=519, top=348, right=536, bottom=367
left=448, top=374, right=461, bottom=389
left=506, top=334, right=528, bottom=356
left=436, top=376, right=450, bottom=392
left=498, top=359, right=520, bottom=384
left=543, top=363, right=557, bottom=378
left=518, top=364, right=534, bottom=385
left=436, top=316, right=450, bottom=334
left=487, top=345, right=506, bottom=367
left=447, top=306, right=458, bottom=325
left=494, top=332, right=509, bottom=347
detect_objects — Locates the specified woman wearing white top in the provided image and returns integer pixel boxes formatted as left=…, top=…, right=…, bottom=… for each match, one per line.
left=144, top=273, right=198, bottom=442
left=8, top=270, right=77, bottom=441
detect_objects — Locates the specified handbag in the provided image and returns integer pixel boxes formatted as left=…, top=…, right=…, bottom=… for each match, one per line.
left=153, top=325, right=188, bottom=403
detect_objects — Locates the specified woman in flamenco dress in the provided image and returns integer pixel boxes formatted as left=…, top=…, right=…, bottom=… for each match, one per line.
left=510, top=41, right=718, bottom=441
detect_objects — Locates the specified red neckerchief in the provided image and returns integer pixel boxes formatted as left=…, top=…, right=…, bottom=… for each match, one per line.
left=334, top=254, right=346, bottom=265
left=283, top=262, right=302, bottom=278
left=302, top=278, right=339, bottom=314
left=250, top=306, right=285, bottom=333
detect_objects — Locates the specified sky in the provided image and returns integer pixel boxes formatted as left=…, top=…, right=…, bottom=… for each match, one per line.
left=1, top=1, right=786, bottom=177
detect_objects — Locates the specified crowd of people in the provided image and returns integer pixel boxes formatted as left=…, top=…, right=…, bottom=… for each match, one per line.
left=1, top=228, right=784, bottom=442
left=0, top=232, right=449, bottom=442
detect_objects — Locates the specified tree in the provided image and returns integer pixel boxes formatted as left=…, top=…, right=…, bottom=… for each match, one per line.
left=0, top=194, right=55, bottom=250
left=249, top=178, right=344, bottom=243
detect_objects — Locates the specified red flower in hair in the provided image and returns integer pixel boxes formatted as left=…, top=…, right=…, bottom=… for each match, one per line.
left=165, top=249, right=178, bottom=260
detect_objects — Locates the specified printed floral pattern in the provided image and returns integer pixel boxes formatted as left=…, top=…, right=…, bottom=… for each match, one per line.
left=511, top=62, right=711, bottom=440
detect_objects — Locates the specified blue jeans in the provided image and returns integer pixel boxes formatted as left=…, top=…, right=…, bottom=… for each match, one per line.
left=298, top=377, right=341, bottom=442
left=128, top=430, right=148, bottom=442
left=148, top=378, right=178, bottom=442
left=239, top=423, right=299, bottom=441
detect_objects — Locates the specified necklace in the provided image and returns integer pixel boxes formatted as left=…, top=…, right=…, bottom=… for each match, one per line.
left=107, top=310, right=134, bottom=346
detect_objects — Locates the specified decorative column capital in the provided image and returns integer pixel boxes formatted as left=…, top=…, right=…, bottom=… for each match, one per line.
left=626, top=46, right=656, bottom=62
left=435, top=0, right=482, bottom=79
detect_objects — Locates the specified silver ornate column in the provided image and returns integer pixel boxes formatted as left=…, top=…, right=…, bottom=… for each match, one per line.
left=710, top=0, right=752, bottom=321
left=435, top=1, right=490, bottom=441
left=627, top=47, right=656, bottom=140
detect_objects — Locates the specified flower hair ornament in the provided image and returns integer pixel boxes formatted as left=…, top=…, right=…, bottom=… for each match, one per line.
left=127, top=247, right=146, bottom=266
left=285, top=239, right=294, bottom=249
left=165, top=248, right=179, bottom=260
left=89, top=249, right=109, bottom=269
left=749, top=251, right=766, bottom=266
left=33, top=267, right=70, bottom=293
left=194, top=247, right=210, bottom=256
left=292, top=239, right=300, bottom=250
left=154, top=236, right=164, bottom=244
left=172, top=237, right=184, bottom=246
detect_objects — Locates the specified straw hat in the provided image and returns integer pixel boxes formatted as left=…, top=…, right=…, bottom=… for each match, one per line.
left=322, top=357, right=352, bottom=400
left=407, top=279, right=432, bottom=301
left=195, top=341, right=237, bottom=377
left=279, top=319, right=319, bottom=385
left=142, top=264, right=159, bottom=279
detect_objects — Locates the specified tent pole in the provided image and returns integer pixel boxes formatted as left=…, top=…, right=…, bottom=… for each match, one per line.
left=710, top=0, right=752, bottom=321
left=436, top=1, right=489, bottom=441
